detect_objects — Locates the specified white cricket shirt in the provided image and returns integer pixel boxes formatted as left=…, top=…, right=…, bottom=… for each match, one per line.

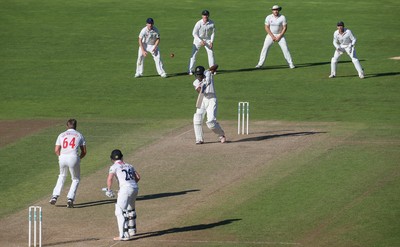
left=333, top=28, right=357, bottom=48
left=109, top=160, right=138, bottom=189
left=265, top=14, right=287, bottom=34
left=192, top=19, right=215, bottom=44
left=193, top=71, right=216, bottom=95
left=55, top=129, right=86, bottom=156
left=139, top=26, right=160, bottom=45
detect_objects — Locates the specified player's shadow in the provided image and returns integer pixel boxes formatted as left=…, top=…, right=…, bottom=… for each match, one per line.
left=233, top=131, right=325, bottom=143
left=215, top=61, right=357, bottom=74
left=137, top=72, right=188, bottom=78
left=71, top=189, right=200, bottom=208
left=132, top=218, right=241, bottom=240
left=342, top=71, right=400, bottom=79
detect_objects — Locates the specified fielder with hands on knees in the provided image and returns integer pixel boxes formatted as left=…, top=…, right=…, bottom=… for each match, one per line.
left=256, top=5, right=295, bottom=69
left=193, top=64, right=226, bottom=144
left=329, top=21, right=364, bottom=79
left=105, top=149, right=140, bottom=241
left=49, top=119, right=86, bottom=208
left=188, top=10, right=216, bottom=75
left=135, top=17, right=167, bottom=78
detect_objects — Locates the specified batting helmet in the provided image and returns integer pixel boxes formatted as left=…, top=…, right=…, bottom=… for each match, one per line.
left=195, top=66, right=205, bottom=75
left=110, top=149, right=123, bottom=160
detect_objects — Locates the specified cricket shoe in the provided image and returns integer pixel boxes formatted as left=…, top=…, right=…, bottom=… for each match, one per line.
left=255, top=65, right=262, bottom=69
left=359, top=70, right=364, bottom=79
left=188, top=71, right=194, bottom=75
left=289, top=63, right=296, bottom=69
left=134, top=73, right=143, bottom=78
left=220, top=136, right=226, bottom=144
left=128, top=230, right=136, bottom=236
left=196, top=140, right=204, bottom=145
left=160, top=73, right=167, bottom=78
left=49, top=196, right=58, bottom=205
left=329, top=74, right=336, bottom=78
left=113, top=236, right=132, bottom=241
left=67, top=198, right=74, bottom=208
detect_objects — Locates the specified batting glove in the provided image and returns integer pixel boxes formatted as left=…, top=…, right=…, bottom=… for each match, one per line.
left=105, top=189, right=115, bottom=198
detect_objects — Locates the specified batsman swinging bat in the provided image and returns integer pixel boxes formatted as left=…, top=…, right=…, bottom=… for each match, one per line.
left=195, top=64, right=218, bottom=108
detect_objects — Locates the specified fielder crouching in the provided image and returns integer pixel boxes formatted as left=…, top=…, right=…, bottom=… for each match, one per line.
left=192, top=65, right=226, bottom=144
left=105, top=149, right=140, bottom=241
left=329, top=21, right=364, bottom=79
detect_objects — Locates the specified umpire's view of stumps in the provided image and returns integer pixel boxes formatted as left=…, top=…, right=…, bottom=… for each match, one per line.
left=28, top=206, right=42, bottom=247
left=238, top=102, right=249, bottom=135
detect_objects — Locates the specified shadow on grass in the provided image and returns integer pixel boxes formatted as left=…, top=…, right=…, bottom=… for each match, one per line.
left=367, top=72, right=400, bottom=78
left=217, top=61, right=355, bottom=74
left=133, top=218, right=241, bottom=240
left=43, top=237, right=100, bottom=246
left=234, top=131, right=326, bottom=143
left=337, top=71, right=400, bottom=79
left=69, top=189, right=200, bottom=208
left=138, top=61, right=364, bottom=78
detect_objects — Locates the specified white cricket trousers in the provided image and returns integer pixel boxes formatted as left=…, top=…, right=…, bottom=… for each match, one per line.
left=188, top=41, right=215, bottom=73
left=193, top=96, right=224, bottom=142
left=331, top=46, right=363, bottom=76
left=257, top=34, right=294, bottom=67
left=136, top=44, right=166, bottom=76
left=115, top=186, right=138, bottom=238
left=52, top=154, right=80, bottom=200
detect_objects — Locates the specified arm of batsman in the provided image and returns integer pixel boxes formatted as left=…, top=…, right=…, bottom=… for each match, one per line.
left=208, top=64, right=218, bottom=73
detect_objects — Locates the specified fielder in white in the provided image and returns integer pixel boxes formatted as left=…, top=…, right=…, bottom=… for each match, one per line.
left=188, top=10, right=216, bottom=75
left=256, top=5, right=295, bottom=69
left=49, top=119, right=87, bottom=208
left=105, top=149, right=140, bottom=241
left=330, top=21, right=364, bottom=79
left=135, top=18, right=167, bottom=78
left=193, top=65, right=226, bottom=144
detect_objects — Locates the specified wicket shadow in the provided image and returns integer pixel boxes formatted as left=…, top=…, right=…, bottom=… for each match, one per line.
left=71, top=189, right=200, bottom=208
left=132, top=218, right=241, bottom=240
left=233, top=131, right=326, bottom=143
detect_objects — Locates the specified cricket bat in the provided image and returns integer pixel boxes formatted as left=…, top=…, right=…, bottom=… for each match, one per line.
left=195, top=64, right=218, bottom=108
left=195, top=84, right=206, bottom=108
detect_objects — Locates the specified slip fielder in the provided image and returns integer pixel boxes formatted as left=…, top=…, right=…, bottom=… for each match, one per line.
left=188, top=10, right=216, bottom=75
left=135, top=18, right=167, bottom=78
left=329, top=21, right=364, bottom=79
left=256, top=5, right=295, bottom=69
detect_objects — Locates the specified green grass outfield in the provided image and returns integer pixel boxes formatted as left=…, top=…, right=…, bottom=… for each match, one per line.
left=1, top=0, right=399, bottom=246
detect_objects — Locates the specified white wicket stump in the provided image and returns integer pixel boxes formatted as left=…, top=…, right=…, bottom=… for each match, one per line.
left=29, top=206, right=42, bottom=247
left=238, top=102, right=249, bottom=135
